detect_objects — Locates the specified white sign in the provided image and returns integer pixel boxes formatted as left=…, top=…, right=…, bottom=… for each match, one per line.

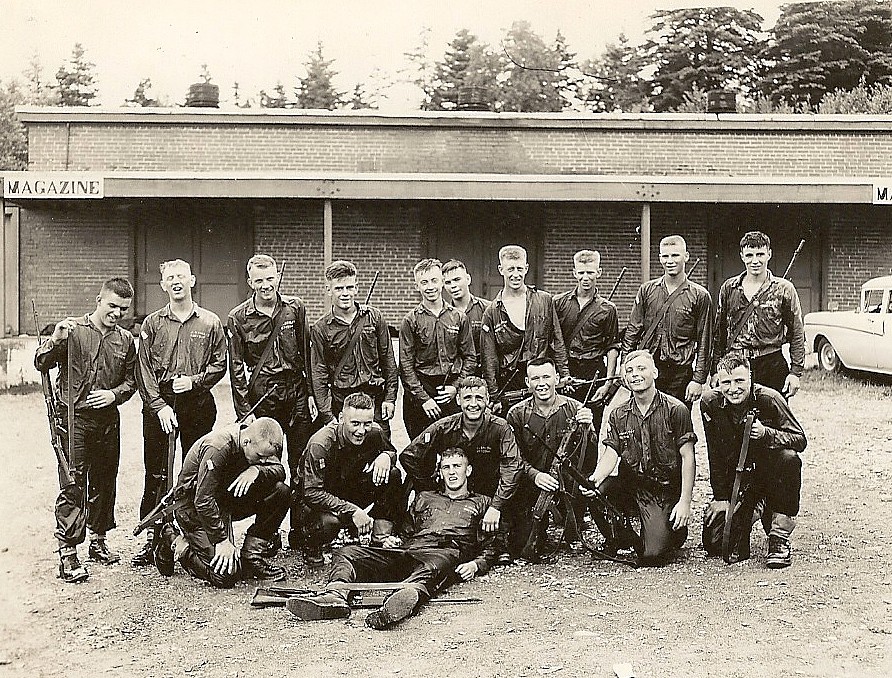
left=3, top=173, right=104, bottom=198
left=873, top=183, right=892, bottom=204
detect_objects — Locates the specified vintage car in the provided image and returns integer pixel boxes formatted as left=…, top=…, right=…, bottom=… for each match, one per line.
left=804, top=275, right=892, bottom=375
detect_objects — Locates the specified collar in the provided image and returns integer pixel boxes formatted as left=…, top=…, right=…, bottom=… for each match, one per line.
left=325, top=303, right=368, bottom=326
left=414, top=300, right=453, bottom=317
left=660, top=276, right=690, bottom=293
left=730, top=270, right=775, bottom=288
left=617, top=389, right=665, bottom=419
left=159, top=302, right=198, bottom=322
left=246, top=293, right=282, bottom=317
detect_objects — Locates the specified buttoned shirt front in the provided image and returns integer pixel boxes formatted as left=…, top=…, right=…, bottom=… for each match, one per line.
left=553, top=290, right=621, bottom=363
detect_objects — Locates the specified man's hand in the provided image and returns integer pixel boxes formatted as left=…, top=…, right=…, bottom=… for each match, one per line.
left=783, top=374, right=801, bottom=398
left=50, top=317, right=79, bottom=342
left=309, top=396, right=318, bottom=421
left=454, top=561, right=479, bottom=581
left=157, top=405, right=178, bottom=434
left=85, top=389, right=115, bottom=409
left=210, top=539, right=238, bottom=575
left=381, top=401, right=395, bottom=421
left=579, top=473, right=600, bottom=498
left=709, top=373, right=720, bottom=389
left=381, top=535, right=402, bottom=549
left=368, top=452, right=392, bottom=486
left=684, top=381, right=703, bottom=402
left=669, top=498, right=692, bottom=531
left=172, top=375, right=193, bottom=394
left=435, top=384, right=457, bottom=404
left=534, top=472, right=559, bottom=492
left=703, top=500, right=730, bottom=527
left=481, top=506, right=501, bottom=533
left=228, top=466, right=260, bottom=497
left=750, top=418, right=766, bottom=440
left=352, top=508, right=373, bottom=536
left=592, top=384, right=611, bottom=405
left=422, top=397, right=441, bottom=419
left=489, top=400, right=503, bottom=415
left=574, top=406, right=593, bottom=427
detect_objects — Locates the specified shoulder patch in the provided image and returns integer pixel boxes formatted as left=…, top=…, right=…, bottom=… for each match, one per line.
left=206, top=459, right=214, bottom=471
left=318, top=458, right=326, bottom=469
left=141, top=330, right=148, bottom=340
left=481, top=324, right=490, bottom=333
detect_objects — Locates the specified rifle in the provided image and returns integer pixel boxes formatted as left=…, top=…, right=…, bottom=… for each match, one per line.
left=252, top=583, right=481, bottom=609
left=723, top=410, right=756, bottom=564
left=782, top=239, right=806, bottom=280
left=32, top=302, right=73, bottom=487
left=499, top=375, right=624, bottom=406
left=364, top=270, right=380, bottom=305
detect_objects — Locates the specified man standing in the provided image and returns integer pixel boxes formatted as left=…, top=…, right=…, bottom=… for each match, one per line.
left=582, top=350, right=696, bottom=566
left=298, top=393, right=405, bottom=567
left=132, top=259, right=227, bottom=568
left=505, top=357, right=596, bottom=560
left=228, top=254, right=316, bottom=551
left=712, top=231, right=805, bottom=398
left=480, top=245, right=569, bottom=412
left=400, top=376, right=523, bottom=562
left=310, top=260, right=398, bottom=435
left=35, top=278, right=137, bottom=582
left=153, top=417, right=291, bottom=587
left=287, top=448, right=495, bottom=630
left=701, top=355, right=806, bottom=568
left=622, top=236, right=712, bottom=404
left=442, top=259, right=489, bottom=370
left=399, top=258, right=477, bottom=440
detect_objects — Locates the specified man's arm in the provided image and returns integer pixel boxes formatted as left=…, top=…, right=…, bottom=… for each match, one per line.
left=301, top=443, right=362, bottom=519
left=192, top=315, right=228, bottom=391
left=711, top=281, right=730, bottom=375
left=621, top=284, right=647, bottom=354
left=111, top=335, right=138, bottom=406
left=547, top=299, right=570, bottom=379
left=699, top=399, right=734, bottom=501
left=136, top=316, right=166, bottom=413
left=35, top=327, right=67, bottom=372
left=760, top=393, right=808, bottom=453
left=479, top=308, right=500, bottom=396
left=309, top=323, right=334, bottom=422
left=192, top=446, right=232, bottom=545
left=398, top=315, right=428, bottom=403
left=492, top=420, right=523, bottom=510
left=784, top=282, right=806, bottom=377
left=692, top=289, right=714, bottom=385
left=226, top=314, right=252, bottom=419
left=456, top=314, right=477, bottom=378
left=398, top=423, right=440, bottom=491
left=376, top=312, right=399, bottom=406
left=670, top=441, right=696, bottom=530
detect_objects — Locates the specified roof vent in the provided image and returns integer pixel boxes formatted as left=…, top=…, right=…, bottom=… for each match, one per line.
left=707, top=90, right=736, bottom=114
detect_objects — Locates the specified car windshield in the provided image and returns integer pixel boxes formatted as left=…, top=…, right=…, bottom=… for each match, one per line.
left=863, top=289, right=885, bottom=313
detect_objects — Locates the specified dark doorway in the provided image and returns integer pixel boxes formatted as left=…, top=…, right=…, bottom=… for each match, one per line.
left=134, top=199, right=253, bottom=321
left=707, top=205, right=824, bottom=315
left=424, top=201, right=544, bottom=301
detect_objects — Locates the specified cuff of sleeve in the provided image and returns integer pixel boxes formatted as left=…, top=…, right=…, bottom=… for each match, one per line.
left=473, top=557, right=489, bottom=575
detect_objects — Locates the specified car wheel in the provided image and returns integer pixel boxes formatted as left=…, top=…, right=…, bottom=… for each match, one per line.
left=817, top=338, right=842, bottom=373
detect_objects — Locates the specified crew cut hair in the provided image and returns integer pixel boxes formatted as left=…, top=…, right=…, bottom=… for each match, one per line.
left=526, top=355, right=557, bottom=373
left=659, top=235, right=687, bottom=251
left=573, top=250, right=600, bottom=266
left=159, top=259, right=192, bottom=276
left=498, top=245, right=527, bottom=263
left=716, top=353, right=751, bottom=375
left=457, top=375, right=488, bottom=394
left=101, top=277, right=134, bottom=299
left=442, top=259, right=468, bottom=276
left=622, top=349, right=655, bottom=367
left=343, top=392, right=375, bottom=411
left=251, top=417, right=284, bottom=456
left=247, top=254, right=277, bottom=275
left=325, top=260, right=357, bottom=281
left=413, top=258, right=443, bottom=277
left=739, top=231, right=771, bottom=250
left=439, top=447, right=469, bottom=465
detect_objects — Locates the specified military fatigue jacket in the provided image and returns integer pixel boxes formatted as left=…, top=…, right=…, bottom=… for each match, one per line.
left=553, top=290, right=621, bottom=362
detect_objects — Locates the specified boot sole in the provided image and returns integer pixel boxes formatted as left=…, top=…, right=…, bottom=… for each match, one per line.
left=365, top=588, right=419, bottom=630
left=58, top=568, right=89, bottom=584
left=286, top=597, right=350, bottom=621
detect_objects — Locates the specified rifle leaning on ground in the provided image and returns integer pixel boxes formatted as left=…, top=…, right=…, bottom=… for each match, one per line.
left=250, top=582, right=481, bottom=609
left=32, top=302, right=74, bottom=487
left=722, top=410, right=756, bottom=564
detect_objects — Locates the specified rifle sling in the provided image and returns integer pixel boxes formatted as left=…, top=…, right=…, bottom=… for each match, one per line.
left=637, top=282, right=690, bottom=352
left=247, top=303, right=291, bottom=397
left=330, top=312, right=370, bottom=385
left=724, top=279, right=775, bottom=353
left=722, top=411, right=756, bottom=563
left=564, top=295, right=603, bottom=347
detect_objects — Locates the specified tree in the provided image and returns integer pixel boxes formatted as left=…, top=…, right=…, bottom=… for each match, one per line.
left=553, top=30, right=584, bottom=110
left=819, top=79, right=892, bottom=113
left=24, top=53, right=59, bottom=105
left=296, top=42, right=345, bottom=110
left=644, top=7, right=765, bottom=112
left=583, top=34, right=651, bottom=112
left=55, top=43, right=98, bottom=106
left=125, top=78, right=159, bottom=107
left=761, top=0, right=892, bottom=109
left=404, top=27, right=438, bottom=110
left=0, top=80, right=28, bottom=170
left=428, top=29, right=501, bottom=111
left=500, top=21, right=565, bottom=112
left=348, top=83, right=375, bottom=110
left=259, top=82, right=291, bottom=109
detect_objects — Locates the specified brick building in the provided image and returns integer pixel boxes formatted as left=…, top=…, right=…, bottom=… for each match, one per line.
left=2, top=108, right=891, bottom=340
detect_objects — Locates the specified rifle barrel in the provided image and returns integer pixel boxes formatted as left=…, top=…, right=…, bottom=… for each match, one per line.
left=365, top=271, right=380, bottom=305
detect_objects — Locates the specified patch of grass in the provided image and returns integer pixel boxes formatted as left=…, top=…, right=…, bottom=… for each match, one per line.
left=801, top=368, right=892, bottom=398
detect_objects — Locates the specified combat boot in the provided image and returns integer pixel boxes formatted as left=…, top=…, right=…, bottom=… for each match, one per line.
left=88, top=538, right=121, bottom=565
left=259, top=531, right=282, bottom=559
left=241, top=534, right=286, bottom=581
left=59, top=551, right=89, bottom=584
left=286, top=591, right=350, bottom=621
left=365, top=587, right=420, bottom=630
left=131, top=541, right=155, bottom=567
left=766, top=536, right=792, bottom=569
left=153, top=523, right=179, bottom=577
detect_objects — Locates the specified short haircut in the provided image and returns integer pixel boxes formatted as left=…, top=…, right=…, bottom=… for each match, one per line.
left=499, top=245, right=527, bottom=264
left=457, top=375, right=488, bottom=394
left=159, top=259, right=192, bottom=276
left=343, top=392, right=374, bottom=411
left=716, top=353, right=751, bottom=375
left=101, top=277, right=134, bottom=299
left=439, top=447, right=469, bottom=465
left=251, top=417, right=284, bottom=456
left=659, top=235, right=687, bottom=251
left=247, top=254, right=277, bottom=275
left=413, top=258, right=442, bottom=278
left=442, top=259, right=468, bottom=276
left=623, top=349, right=655, bottom=367
left=325, top=260, right=357, bottom=281
left=573, top=249, right=600, bottom=267
left=527, top=356, right=557, bottom=373
left=739, top=231, right=771, bottom=250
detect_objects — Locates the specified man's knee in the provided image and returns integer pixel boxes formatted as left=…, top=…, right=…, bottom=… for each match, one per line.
left=702, top=520, right=723, bottom=556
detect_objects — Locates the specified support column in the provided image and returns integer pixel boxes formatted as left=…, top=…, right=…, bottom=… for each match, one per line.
left=640, top=202, right=651, bottom=283
left=323, top=199, right=333, bottom=271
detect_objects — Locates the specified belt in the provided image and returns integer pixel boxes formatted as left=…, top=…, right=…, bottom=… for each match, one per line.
left=742, top=347, right=782, bottom=360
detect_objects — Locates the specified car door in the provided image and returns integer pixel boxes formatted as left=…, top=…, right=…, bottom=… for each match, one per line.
left=872, top=289, right=892, bottom=371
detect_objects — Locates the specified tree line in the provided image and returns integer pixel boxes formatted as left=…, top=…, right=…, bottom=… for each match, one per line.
left=3, top=0, right=892, bottom=170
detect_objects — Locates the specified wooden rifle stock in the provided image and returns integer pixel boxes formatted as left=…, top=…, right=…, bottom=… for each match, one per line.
left=723, top=411, right=756, bottom=563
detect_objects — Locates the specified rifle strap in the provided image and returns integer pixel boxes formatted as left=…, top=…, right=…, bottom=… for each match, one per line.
left=247, top=302, right=291, bottom=396
left=723, top=411, right=755, bottom=563
left=724, top=279, right=775, bottom=352
left=637, top=281, right=690, bottom=352
left=564, top=295, right=604, bottom=347
left=331, top=310, right=370, bottom=385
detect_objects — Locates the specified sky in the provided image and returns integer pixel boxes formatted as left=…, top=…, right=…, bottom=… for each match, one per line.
left=0, top=0, right=784, bottom=111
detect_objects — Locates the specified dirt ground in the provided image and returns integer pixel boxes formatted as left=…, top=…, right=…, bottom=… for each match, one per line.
left=0, top=369, right=890, bottom=678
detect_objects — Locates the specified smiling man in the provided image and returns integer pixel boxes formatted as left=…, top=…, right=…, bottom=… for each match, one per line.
left=310, top=260, right=398, bottom=435
left=35, top=278, right=137, bottom=582
left=133, top=259, right=227, bottom=568
left=582, top=350, right=696, bottom=566
left=712, top=231, right=806, bottom=398
left=700, top=354, right=806, bottom=568
left=442, top=259, right=489, bottom=371
left=297, top=392, right=404, bottom=567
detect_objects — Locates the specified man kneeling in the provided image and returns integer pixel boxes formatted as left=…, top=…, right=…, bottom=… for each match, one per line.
left=700, top=354, right=806, bottom=568
left=155, top=417, right=291, bottom=587
left=288, top=448, right=495, bottom=629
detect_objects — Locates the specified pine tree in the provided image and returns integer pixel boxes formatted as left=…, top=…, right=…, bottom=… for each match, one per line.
left=583, top=34, right=651, bottom=112
left=429, top=29, right=501, bottom=111
left=259, top=82, right=291, bottom=109
left=0, top=80, right=28, bottom=170
left=500, top=21, right=564, bottom=112
left=296, top=42, right=345, bottom=110
left=55, top=43, right=98, bottom=106
left=125, top=78, right=159, bottom=107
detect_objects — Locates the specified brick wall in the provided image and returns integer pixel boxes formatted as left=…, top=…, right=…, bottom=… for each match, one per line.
left=24, top=116, right=892, bottom=178
left=826, top=206, right=892, bottom=311
left=20, top=202, right=133, bottom=328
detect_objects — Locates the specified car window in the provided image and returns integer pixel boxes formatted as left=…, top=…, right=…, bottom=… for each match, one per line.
left=863, top=289, right=884, bottom=313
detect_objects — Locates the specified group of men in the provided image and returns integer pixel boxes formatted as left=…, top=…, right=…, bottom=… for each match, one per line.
left=35, top=229, right=807, bottom=630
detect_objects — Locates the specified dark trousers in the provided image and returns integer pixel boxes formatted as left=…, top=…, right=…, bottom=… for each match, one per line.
left=329, top=544, right=461, bottom=604
left=597, top=466, right=687, bottom=566
left=174, top=476, right=291, bottom=588
left=139, top=389, right=216, bottom=520
left=567, top=357, right=608, bottom=530
left=654, top=359, right=694, bottom=404
left=55, top=407, right=121, bottom=547
left=402, top=373, right=460, bottom=441
left=332, top=384, right=391, bottom=437
left=301, top=468, right=405, bottom=548
left=702, top=447, right=802, bottom=556
left=750, top=350, right=790, bottom=396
